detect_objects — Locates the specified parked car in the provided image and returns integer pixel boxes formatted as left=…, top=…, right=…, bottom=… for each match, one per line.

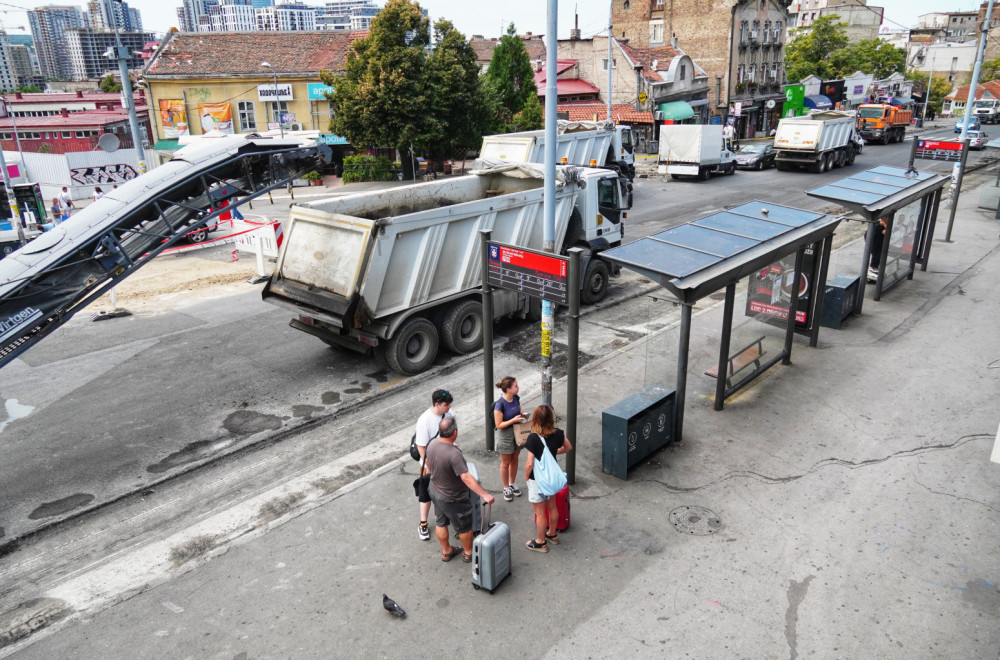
left=734, top=142, right=776, bottom=170
left=955, top=117, right=982, bottom=134
left=966, top=129, right=985, bottom=150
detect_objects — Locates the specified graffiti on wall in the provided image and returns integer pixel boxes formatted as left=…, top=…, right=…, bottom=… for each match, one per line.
left=69, top=163, right=139, bottom=185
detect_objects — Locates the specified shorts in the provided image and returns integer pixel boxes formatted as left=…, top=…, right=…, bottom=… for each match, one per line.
left=428, top=484, right=474, bottom=534
left=527, top=479, right=549, bottom=504
left=416, top=473, right=431, bottom=503
left=495, top=426, right=517, bottom=455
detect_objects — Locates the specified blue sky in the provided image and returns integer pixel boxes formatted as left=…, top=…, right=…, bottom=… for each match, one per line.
left=0, top=0, right=986, bottom=39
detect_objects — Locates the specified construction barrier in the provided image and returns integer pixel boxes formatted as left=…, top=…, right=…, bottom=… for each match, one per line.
left=232, top=219, right=283, bottom=258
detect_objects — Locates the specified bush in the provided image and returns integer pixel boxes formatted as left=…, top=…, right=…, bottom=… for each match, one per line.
left=342, top=155, right=400, bottom=183
left=302, top=170, right=321, bottom=181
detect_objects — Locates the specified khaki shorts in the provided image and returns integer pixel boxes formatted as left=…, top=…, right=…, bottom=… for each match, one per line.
left=495, top=426, right=517, bottom=455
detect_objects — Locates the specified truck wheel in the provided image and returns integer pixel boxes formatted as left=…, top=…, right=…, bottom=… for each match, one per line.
left=372, top=344, right=390, bottom=370
left=775, top=161, right=788, bottom=172
left=824, top=152, right=835, bottom=171
left=698, top=168, right=710, bottom=181
left=846, top=148, right=856, bottom=166
left=441, top=299, right=483, bottom=355
left=526, top=296, right=542, bottom=322
left=727, top=163, right=736, bottom=175
left=581, top=259, right=610, bottom=305
left=384, top=317, right=439, bottom=375
left=815, top=157, right=826, bottom=174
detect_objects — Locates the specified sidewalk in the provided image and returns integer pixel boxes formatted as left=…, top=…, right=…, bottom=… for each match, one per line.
left=5, top=178, right=1000, bottom=658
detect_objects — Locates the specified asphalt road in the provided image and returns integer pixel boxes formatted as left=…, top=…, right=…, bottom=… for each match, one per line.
left=0, top=123, right=991, bottom=549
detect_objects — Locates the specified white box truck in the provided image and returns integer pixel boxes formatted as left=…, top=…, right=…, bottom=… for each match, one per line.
left=773, top=110, right=858, bottom=173
left=656, top=124, right=737, bottom=180
left=262, top=164, right=630, bottom=375
left=479, top=120, right=635, bottom=179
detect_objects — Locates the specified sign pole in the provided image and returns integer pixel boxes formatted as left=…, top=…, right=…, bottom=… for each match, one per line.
left=944, top=142, right=970, bottom=243
left=481, top=230, right=495, bottom=451
left=565, top=248, right=582, bottom=485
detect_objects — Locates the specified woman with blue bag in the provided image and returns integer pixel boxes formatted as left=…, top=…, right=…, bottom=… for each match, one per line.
left=523, top=405, right=572, bottom=553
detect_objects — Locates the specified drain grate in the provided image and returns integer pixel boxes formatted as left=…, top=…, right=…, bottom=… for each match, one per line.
left=669, top=505, right=721, bottom=536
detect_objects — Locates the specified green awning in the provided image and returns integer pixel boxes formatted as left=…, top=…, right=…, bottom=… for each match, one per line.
left=658, top=101, right=694, bottom=121
left=153, top=139, right=179, bottom=152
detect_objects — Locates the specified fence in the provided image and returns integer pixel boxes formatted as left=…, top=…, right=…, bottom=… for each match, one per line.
left=6, top=148, right=148, bottom=203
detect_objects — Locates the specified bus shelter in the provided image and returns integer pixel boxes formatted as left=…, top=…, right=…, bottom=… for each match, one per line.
left=601, top=201, right=841, bottom=441
left=806, top=166, right=949, bottom=314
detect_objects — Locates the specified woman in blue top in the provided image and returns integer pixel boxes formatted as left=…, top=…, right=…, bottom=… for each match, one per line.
left=493, top=376, right=526, bottom=502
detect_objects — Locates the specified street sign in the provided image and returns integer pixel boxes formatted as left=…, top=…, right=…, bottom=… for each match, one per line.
left=915, top=139, right=964, bottom=162
left=638, top=92, right=647, bottom=103
left=487, top=242, right=569, bottom=305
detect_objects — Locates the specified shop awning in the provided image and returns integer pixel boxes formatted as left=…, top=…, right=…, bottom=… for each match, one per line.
left=153, top=139, right=179, bottom=152
left=658, top=101, right=694, bottom=121
left=803, top=95, right=833, bottom=110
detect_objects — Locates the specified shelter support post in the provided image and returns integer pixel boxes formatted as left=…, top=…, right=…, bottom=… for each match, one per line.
left=480, top=230, right=495, bottom=451
left=565, top=248, right=582, bottom=485
left=714, top=282, right=736, bottom=411
left=944, top=143, right=970, bottom=243
left=675, top=303, right=692, bottom=443
left=855, top=222, right=876, bottom=315
left=810, top=237, right=832, bottom=348
left=782, top=247, right=805, bottom=366
left=919, top=188, right=942, bottom=272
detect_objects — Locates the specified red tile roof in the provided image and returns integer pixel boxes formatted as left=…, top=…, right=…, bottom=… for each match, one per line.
left=145, top=31, right=356, bottom=77
left=552, top=103, right=654, bottom=124
left=538, top=79, right=601, bottom=96
left=0, top=107, right=147, bottom=130
left=945, top=80, right=1000, bottom=102
left=533, top=59, right=576, bottom=84
left=618, top=42, right=682, bottom=84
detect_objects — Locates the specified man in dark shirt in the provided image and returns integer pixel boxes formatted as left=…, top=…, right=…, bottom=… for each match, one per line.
left=426, top=418, right=495, bottom=562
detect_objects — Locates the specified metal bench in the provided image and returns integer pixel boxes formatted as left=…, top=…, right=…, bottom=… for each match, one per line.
left=704, top=336, right=766, bottom=389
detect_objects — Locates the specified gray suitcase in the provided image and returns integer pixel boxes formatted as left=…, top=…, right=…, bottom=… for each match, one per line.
left=471, top=502, right=511, bottom=593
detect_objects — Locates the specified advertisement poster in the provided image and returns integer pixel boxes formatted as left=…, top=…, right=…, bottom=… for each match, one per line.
left=884, top=199, right=921, bottom=282
left=782, top=84, right=805, bottom=118
left=745, top=247, right=816, bottom=329
left=159, top=99, right=189, bottom=138
left=196, top=102, right=234, bottom=134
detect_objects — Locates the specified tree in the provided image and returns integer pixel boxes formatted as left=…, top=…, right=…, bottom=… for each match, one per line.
left=980, top=56, right=1000, bottom=82
left=324, top=0, right=430, bottom=179
left=482, top=23, right=537, bottom=131
left=906, top=69, right=951, bottom=116
left=784, top=15, right=849, bottom=82
left=99, top=74, right=122, bottom=93
left=511, top=93, right=542, bottom=131
left=16, top=85, right=42, bottom=93
left=828, top=39, right=905, bottom=79
left=423, top=19, right=489, bottom=160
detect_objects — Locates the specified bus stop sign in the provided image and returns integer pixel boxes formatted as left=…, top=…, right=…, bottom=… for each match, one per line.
left=487, top=242, right=569, bottom=305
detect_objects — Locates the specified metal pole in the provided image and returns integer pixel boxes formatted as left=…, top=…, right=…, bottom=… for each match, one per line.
left=0, top=146, right=25, bottom=245
left=782, top=248, right=805, bottom=365
left=540, top=0, right=558, bottom=407
left=261, top=62, right=284, bottom=139
left=921, top=51, right=935, bottom=121
left=112, top=13, right=147, bottom=174
left=480, top=230, right=495, bottom=452
left=946, top=0, right=993, bottom=233
left=607, top=1, right=613, bottom=121
left=565, top=247, right=581, bottom=485
left=675, top=303, right=691, bottom=443
left=714, top=282, right=735, bottom=411
left=907, top=130, right=919, bottom=170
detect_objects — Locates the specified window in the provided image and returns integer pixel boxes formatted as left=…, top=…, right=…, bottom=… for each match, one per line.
left=763, top=21, right=771, bottom=43
left=17, top=132, right=40, bottom=140
left=602, top=57, right=616, bottom=71
left=623, top=0, right=629, bottom=7
left=267, top=101, right=289, bottom=125
left=752, top=20, right=760, bottom=41
left=771, top=62, right=778, bottom=79
left=774, top=21, right=783, bottom=43
left=740, top=20, right=748, bottom=43
left=0, top=133, right=9, bottom=140
left=738, top=64, right=745, bottom=83
left=238, top=101, right=256, bottom=132
left=311, top=101, right=333, bottom=130
left=680, top=63, right=686, bottom=80
left=649, top=20, right=664, bottom=44
left=61, top=131, right=71, bottom=139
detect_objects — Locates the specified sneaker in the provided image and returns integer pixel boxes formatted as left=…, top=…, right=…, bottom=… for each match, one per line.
left=867, top=268, right=878, bottom=283
left=503, top=487, right=514, bottom=502
left=509, top=483, right=521, bottom=497
left=419, top=522, right=430, bottom=541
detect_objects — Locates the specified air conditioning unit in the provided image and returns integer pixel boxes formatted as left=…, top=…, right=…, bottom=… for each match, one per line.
left=653, top=111, right=663, bottom=120
left=289, top=123, right=303, bottom=131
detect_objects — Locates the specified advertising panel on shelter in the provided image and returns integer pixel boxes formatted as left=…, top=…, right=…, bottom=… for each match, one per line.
left=159, top=99, right=189, bottom=137
left=197, top=102, right=234, bottom=134
left=745, top=246, right=817, bottom=329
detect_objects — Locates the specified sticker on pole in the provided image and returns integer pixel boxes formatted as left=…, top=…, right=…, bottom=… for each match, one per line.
left=487, top=242, right=569, bottom=305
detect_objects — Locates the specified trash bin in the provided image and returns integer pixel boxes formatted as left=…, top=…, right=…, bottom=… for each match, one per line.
left=602, top=385, right=675, bottom=479
left=916, top=118, right=924, bottom=128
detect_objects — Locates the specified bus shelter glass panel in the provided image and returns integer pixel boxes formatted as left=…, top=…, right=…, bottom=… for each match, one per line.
left=883, top=198, right=922, bottom=287
left=642, top=296, right=681, bottom=391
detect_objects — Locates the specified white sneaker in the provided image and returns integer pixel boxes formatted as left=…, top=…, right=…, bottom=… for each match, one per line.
left=503, top=487, right=514, bottom=502
left=419, top=522, right=430, bottom=541
left=509, top=483, right=522, bottom=497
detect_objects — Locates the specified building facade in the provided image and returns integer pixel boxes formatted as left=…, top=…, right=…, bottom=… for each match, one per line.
left=789, top=0, right=883, bottom=40
left=908, top=41, right=976, bottom=87
left=64, top=29, right=155, bottom=81
left=255, top=1, right=316, bottom=31
left=316, top=1, right=380, bottom=31
left=207, top=0, right=257, bottom=32
left=27, top=5, right=86, bottom=79
left=0, top=33, right=18, bottom=93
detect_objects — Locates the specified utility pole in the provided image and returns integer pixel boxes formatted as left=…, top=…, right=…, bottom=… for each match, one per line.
left=541, top=0, right=557, bottom=407
left=607, top=1, right=612, bottom=121
left=110, top=0, right=147, bottom=174
left=921, top=51, right=935, bottom=122
left=945, top=0, right=993, bottom=242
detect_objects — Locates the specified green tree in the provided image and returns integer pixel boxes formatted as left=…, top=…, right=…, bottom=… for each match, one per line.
left=482, top=22, right=537, bottom=130
left=16, top=85, right=42, bottom=93
left=784, top=14, right=849, bottom=82
left=99, top=74, right=122, bottom=93
left=980, top=55, right=1000, bottom=82
left=828, top=39, right=905, bottom=79
left=906, top=69, right=951, bottom=116
left=423, top=19, right=489, bottom=160
left=511, top=92, right=542, bottom=131
left=324, top=0, right=430, bottom=179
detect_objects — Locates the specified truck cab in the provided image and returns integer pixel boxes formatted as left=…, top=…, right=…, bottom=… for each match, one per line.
left=614, top=125, right=636, bottom=179
left=973, top=99, right=999, bottom=124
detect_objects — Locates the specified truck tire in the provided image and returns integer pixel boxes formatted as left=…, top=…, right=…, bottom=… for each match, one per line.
left=372, top=344, right=390, bottom=370
left=727, top=163, right=736, bottom=175
left=824, top=152, right=835, bottom=171
left=698, top=167, right=710, bottom=181
left=384, top=316, right=439, bottom=375
left=670, top=173, right=681, bottom=180
left=815, top=157, right=826, bottom=174
left=775, top=161, right=789, bottom=172
left=581, top=259, right=610, bottom=305
left=441, top=299, right=483, bottom=355
left=526, top=296, right=542, bottom=322
left=846, top=147, right=856, bottom=166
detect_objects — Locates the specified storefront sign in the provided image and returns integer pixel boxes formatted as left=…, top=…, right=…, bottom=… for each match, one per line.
left=316, top=134, right=350, bottom=145
left=782, top=84, right=805, bottom=118
left=196, top=102, right=234, bottom=134
left=257, top=83, right=293, bottom=102
left=307, top=83, right=335, bottom=100
left=159, top=99, right=189, bottom=138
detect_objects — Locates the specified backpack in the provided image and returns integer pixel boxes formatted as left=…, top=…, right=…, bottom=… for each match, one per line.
left=410, top=414, right=444, bottom=461
left=532, top=435, right=567, bottom=497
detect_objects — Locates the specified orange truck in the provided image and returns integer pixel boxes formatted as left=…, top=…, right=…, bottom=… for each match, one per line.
left=856, top=104, right=913, bottom=145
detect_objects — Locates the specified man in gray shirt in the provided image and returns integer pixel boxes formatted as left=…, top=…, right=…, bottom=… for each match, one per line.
left=426, top=418, right=495, bottom=563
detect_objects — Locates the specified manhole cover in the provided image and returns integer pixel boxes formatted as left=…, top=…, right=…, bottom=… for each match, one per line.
left=669, top=505, right=721, bottom=536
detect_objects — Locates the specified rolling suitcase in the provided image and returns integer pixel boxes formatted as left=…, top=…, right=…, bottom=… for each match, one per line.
left=471, top=502, right=511, bottom=594
left=534, top=484, right=570, bottom=533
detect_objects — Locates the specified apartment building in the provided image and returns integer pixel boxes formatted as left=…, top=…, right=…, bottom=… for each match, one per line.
left=27, top=5, right=86, bottom=79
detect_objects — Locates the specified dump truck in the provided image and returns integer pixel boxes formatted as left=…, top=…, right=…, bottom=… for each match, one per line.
left=479, top=120, right=635, bottom=180
left=973, top=98, right=1000, bottom=124
left=656, top=124, right=737, bottom=180
left=774, top=110, right=858, bottom=173
left=856, top=103, right=912, bottom=144
left=262, top=164, right=630, bottom=375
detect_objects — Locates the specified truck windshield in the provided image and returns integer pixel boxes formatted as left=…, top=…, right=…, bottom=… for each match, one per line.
left=858, top=108, right=885, bottom=118
left=975, top=100, right=996, bottom=108
left=598, top=178, right=620, bottom=208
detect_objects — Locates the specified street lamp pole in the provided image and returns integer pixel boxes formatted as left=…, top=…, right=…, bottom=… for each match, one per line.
left=261, top=62, right=284, bottom=138
left=109, top=2, right=147, bottom=173
left=922, top=51, right=936, bottom=121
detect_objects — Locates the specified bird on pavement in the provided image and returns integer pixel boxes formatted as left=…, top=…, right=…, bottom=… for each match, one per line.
left=383, top=594, right=406, bottom=618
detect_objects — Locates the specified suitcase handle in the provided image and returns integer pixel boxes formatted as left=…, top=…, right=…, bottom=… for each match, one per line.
left=481, top=501, right=491, bottom=535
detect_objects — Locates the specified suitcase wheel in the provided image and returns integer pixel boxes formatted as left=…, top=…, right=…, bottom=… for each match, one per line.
left=473, top=584, right=480, bottom=591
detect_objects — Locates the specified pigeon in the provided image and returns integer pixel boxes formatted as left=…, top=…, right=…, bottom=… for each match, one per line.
left=382, top=594, right=406, bottom=618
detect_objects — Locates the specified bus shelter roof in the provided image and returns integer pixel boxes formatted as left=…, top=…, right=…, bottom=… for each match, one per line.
left=805, top=165, right=949, bottom=222
left=601, top=201, right=841, bottom=305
